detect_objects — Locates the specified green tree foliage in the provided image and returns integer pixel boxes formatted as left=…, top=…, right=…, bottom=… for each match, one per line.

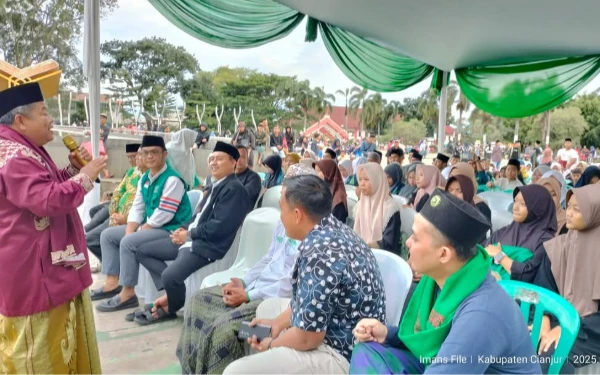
left=525, top=107, right=588, bottom=149
left=383, top=119, right=427, bottom=145
left=100, top=37, right=198, bottom=111
left=567, top=93, right=600, bottom=147
left=0, top=0, right=118, bottom=89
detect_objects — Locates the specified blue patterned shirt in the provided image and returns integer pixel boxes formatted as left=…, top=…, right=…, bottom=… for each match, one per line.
left=290, top=215, right=387, bottom=361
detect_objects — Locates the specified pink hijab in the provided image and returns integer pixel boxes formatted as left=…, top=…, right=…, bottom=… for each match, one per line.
left=354, top=163, right=400, bottom=244
left=414, top=164, right=444, bottom=207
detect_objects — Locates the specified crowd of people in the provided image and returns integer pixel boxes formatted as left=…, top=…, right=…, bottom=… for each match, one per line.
left=1, top=82, right=600, bottom=374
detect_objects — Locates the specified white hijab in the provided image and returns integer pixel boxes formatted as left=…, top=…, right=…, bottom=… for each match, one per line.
left=166, top=128, right=198, bottom=187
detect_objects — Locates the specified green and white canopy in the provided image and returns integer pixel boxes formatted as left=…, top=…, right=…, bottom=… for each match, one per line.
left=148, top=0, right=600, bottom=121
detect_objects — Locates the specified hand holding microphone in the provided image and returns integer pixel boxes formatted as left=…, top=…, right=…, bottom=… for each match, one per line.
left=62, top=135, right=106, bottom=182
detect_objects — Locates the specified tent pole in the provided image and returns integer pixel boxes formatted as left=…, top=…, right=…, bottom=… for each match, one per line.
left=80, top=0, right=101, bottom=225
left=437, top=71, right=448, bottom=153
left=85, top=0, right=101, bottom=159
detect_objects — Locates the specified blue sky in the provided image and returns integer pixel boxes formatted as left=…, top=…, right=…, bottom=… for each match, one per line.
left=90, top=0, right=600, bottom=112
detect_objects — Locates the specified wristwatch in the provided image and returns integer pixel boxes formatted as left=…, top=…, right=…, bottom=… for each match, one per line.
left=494, top=252, right=506, bottom=264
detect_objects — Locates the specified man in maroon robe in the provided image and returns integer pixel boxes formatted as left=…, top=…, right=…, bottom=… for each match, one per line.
left=0, top=82, right=107, bottom=373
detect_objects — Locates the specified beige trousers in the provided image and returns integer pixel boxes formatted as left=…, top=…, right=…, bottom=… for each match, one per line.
left=223, top=297, right=349, bottom=374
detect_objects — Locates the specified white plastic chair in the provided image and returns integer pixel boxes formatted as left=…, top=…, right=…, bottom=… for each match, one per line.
left=372, top=249, right=412, bottom=324
left=346, top=189, right=358, bottom=202
left=491, top=210, right=513, bottom=232
left=184, top=228, right=242, bottom=304
left=399, top=206, right=416, bottom=237
left=258, top=185, right=282, bottom=210
left=347, top=197, right=358, bottom=218
left=135, top=262, right=173, bottom=303
left=201, top=208, right=281, bottom=288
left=479, top=191, right=513, bottom=213
left=392, top=194, right=408, bottom=207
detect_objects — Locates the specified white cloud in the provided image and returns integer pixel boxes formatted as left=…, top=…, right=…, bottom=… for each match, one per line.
left=90, top=0, right=600, bottom=117
left=91, top=0, right=428, bottom=105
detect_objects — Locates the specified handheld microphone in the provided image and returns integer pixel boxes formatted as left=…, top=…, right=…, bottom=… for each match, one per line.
left=62, top=135, right=101, bottom=183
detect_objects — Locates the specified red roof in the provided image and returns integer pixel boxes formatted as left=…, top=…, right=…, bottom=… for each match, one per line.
left=304, top=115, right=349, bottom=140
left=445, top=125, right=455, bottom=135
left=328, top=106, right=362, bottom=131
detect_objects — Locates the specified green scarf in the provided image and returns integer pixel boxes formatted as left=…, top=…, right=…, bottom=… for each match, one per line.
left=490, top=244, right=533, bottom=280
left=399, top=246, right=491, bottom=362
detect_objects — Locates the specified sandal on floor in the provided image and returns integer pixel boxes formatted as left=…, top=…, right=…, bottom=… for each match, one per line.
left=125, top=304, right=153, bottom=322
left=96, top=295, right=139, bottom=312
left=90, top=286, right=122, bottom=301
left=134, top=308, right=177, bottom=326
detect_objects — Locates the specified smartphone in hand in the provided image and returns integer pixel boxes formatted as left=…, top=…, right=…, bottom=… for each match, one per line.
left=237, top=321, right=272, bottom=342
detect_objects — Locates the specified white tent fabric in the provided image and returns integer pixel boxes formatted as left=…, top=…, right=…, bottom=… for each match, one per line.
left=275, top=0, right=600, bottom=71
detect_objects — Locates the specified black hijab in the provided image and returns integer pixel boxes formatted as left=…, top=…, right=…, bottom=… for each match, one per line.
left=262, top=155, right=283, bottom=188
left=486, top=184, right=557, bottom=251
left=575, top=166, right=600, bottom=187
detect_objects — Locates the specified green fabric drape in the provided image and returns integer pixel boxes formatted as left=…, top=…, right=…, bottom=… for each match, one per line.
left=318, top=22, right=434, bottom=92
left=430, top=69, right=449, bottom=94
left=147, top=0, right=304, bottom=49
left=456, top=56, right=600, bottom=118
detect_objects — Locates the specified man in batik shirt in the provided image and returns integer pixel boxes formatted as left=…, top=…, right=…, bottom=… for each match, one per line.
left=223, top=175, right=387, bottom=374
left=85, top=143, right=145, bottom=261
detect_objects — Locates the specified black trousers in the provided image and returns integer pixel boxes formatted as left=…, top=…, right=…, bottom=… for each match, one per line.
left=137, top=242, right=214, bottom=313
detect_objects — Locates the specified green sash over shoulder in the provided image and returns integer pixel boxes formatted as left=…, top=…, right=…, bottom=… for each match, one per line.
left=490, top=244, right=533, bottom=280
left=399, top=246, right=490, bottom=363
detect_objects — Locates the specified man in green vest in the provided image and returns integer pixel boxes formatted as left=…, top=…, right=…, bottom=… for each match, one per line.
left=92, top=135, right=192, bottom=312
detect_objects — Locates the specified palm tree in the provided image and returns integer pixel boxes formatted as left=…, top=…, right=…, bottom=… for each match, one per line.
left=313, top=87, right=335, bottom=118
left=336, top=88, right=351, bottom=128
left=456, top=90, right=471, bottom=139
left=362, top=93, right=387, bottom=135
left=349, top=86, right=368, bottom=132
left=294, top=81, right=315, bottom=131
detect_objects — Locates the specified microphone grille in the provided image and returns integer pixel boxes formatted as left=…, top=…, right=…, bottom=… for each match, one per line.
left=62, top=135, right=78, bottom=151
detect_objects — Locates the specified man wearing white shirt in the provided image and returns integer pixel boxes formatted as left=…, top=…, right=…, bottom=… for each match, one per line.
left=93, top=135, right=193, bottom=311
left=176, top=163, right=316, bottom=373
left=557, top=138, right=579, bottom=170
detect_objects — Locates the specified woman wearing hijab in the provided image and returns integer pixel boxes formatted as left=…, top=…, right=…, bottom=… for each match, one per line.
left=445, top=175, right=475, bottom=205
left=399, top=162, right=420, bottom=202
left=302, top=150, right=317, bottom=161
left=533, top=184, right=600, bottom=374
left=449, top=162, right=492, bottom=221
left=531, top=165, right=552, bottom=185
left=347, top=157, right=367, bottom=187
left=339, top=159, right=354, bottom=184
left=537, top=177, right=568, bottom=235
left=574, top=165, right=600, bottom=187
left=354, top=163, right=401, bottom=255
left=261, top=155, right=284, bottom=189
left=414, top=164, right=444, bottom=212
left=282, top=152, right=301, bottom=173
left=542, top=170, right=568, bottom=207
left=314, top=159, right=348, bottom=223
left=166, top=128, right=199, bottom=188
left=484, top=184, right=557, bottom=282
left=384, top=163, right=405, bottom=195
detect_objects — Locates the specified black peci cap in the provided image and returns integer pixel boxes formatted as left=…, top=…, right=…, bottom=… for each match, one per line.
left=214, top=141, right=240, bottom=161
left=0, top=82, right=44, bottom=118
left=420, top=189, right=491, bottom=250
